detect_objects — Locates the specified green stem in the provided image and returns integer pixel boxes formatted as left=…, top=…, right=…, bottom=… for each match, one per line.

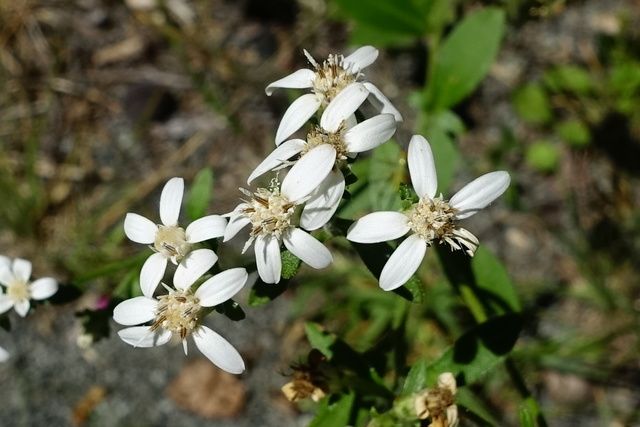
left=506, top=358, right=549, bottom=427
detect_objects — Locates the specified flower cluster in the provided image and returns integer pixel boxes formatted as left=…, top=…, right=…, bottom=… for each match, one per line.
left=414, top=372, right=459, bottom=427
left=0, top=255, right=59, bottom=362
left=116, top=178, right=248, bottom=373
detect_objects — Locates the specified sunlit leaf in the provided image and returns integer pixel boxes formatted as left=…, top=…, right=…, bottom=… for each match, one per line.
left=308, top=392, right=356, bottom=427
left=513, top=83, right=553, bottom=125
left=333, top=0, right=429, bottom=36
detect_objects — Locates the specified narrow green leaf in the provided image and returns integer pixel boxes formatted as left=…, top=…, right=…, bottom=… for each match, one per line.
left=426, top=8, right=505, bottom=110
left=402, top=357, right=429, bottom=394
left=456, top=387, right=500, bottom=426
left=305, top=322, right=337, bottom=359
left=333, top=0, right=429, bottom=36
left=519, top=404, right=535, bottom=427
left=186, top=167, right=214, bottom=221
left=427, top=313, right=523, bottom=386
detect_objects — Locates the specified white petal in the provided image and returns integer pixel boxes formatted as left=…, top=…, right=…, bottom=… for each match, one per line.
left=193, top=325, right=245, bottom=374
left=195, top=268, right=248, bottom=307
left=29, top=278, right=58, bottom=300
left=362, top=82, right=403, bottom=122
left=118, top=326, right=172, bottom=348
left=247, top=139, right=306, bottom=185
left=300, top=170, right=345, bottom=231
left=449, top=171, right=511, bottom=220
left=173, top=249, right=218, bottom=291
left=139, top=253, right=168, bottom=298
left=223, top=213, right=251, bottom=242
left=283, top=228, right=332, bottom=269
left=0, top=296, right=14, bottom=314
left=0, top=345, right=9, bottom=362
left=379, top=234, right=427, bottom=291
left=265, top=68, right=315, bottom=96
left=275, top=94, right=321, bottom=144
left=0, top=267, right=13, bottom=286
left=319, top=83, right=369, bottom=132
left=255, top=235, right=281, bottom=284
left=281, top=144, right=336, bottom=202
left=346, top=212, right=410, bottom=243
left=12, top=259, right=32, bottom=283
left=113, top=297, right=157, bottom=325
left=343, top=114, right=396, bottom=153
left=409, top=135, right=438, bottom=199
left=159, top=177, right=184, bottom=226
left=124, top=213, right=157, bottom=244
left=186, top=215, right=227, bottom=243
left=14, top=299, right=30, bottom=317
left=0, top=255, right=9, bottom=268
left=343, top=46, right=378, bottom=72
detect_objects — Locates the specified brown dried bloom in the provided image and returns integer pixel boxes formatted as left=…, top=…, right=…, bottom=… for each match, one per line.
left=282, top=349, right=331, bottom=403
left=414, top=373, right=459, bottom=427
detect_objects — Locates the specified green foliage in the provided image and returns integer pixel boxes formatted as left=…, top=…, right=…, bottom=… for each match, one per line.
left=513, top=83, right=553, bottom=125
left=368, top=141, right=404, bottom=211
left=425, top=8, right=506, bottom=111
left=332, top=0, right=430, bottom=37
left=556, top=119, right=591, bottom=146
left=309, top=392, right=356, bottom=427
left=543, top=65, right=594, bottom=95
left=525, top=140, right=560, bottom=173
left=186, top=167, right=214, bottom=221
left=248, top=280, right=288, bottom=307
left=281, top=250, right=303, bottom=279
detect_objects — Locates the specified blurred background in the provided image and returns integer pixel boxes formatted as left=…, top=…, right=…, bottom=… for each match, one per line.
left=1, top=0, right=640, bottom=426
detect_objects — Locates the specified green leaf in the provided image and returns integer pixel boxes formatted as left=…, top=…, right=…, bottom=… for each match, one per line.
left=513, top=83, right=553, bottom=125
left=281, top=250, right=302, bottom=279
left=248, top=279, right=288, bottom=307
left=425, top=8, right=505, bottom=110
left=308, top=392, right=356, bottom=427
left=438, top=246, right=521, bottom=316
left=350, top=22, right=415, bottom=48
left=525, top=140, right=560, bottom=173
left=369, top=141, right=404, bottom=211
left=556, top=119, right=591, bottom=146
left=427, top=313, right=523, bottom=386
left=305, top=322, right=337, bottom=359
left=402, top=357, right=429, bottom=394
left=214, top=298, right=246, bottom=321
left=186, top=167, right=213, bottom=221
left=456, top=387, right=500, bottom=426
left=543, top=65, right=594, bottom=95
left=519, top=405, right=535, bottom=427
left=333, top=0, right=429, bottom=36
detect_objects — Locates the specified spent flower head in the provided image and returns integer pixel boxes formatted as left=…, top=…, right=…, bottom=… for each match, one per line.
left=347, top=135, right=510, bottom=291
left=124, top=177, right=227, bottom=297
left=0, top=256, right=58, bottom=317
left=266, top=46, right=402, bottom=143
left=113, top=249, right=248, bottom=374
left=415, top=372, right=459, bottom=427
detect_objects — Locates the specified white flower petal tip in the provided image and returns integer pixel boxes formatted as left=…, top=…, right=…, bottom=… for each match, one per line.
left=283, top=228, right=333, bottom=270
left=124, top=213, right=157, bottom=244
left=362, top=82, right=403, bottom=122
left=193, top=326, right=245, bottom=374
left=159, top=177, right=184, bottom=226
left=113, top=297, right=157, bottom=326
left=255, top=235, right=281, bottom=284
left=343, top=114, right=396, bottom=154
left=265, top=68, right=315, bottom=96
left=300, top=171, right=345, bottom=231
left=320, top=83, right=369, bottom=132
left=379, top=234, right=427, bottom=291
left=346, top=212, right=410, bottom=243
left=275, top=94, right=321, bottom=144
left=118, top=327, right=172, bottom=348
left=408, top=135, right=438, bottom=199
left=281, top=144, right=336, bottom=202
left=29, top=278, right=58, bottom=300
left=196, top=268, right=248, bottom=307
left=186, top=215, right=228, bottom=243
left=449, top=171, right=511, bottom=220
left=173, top=249, right=218, bottom=291
left=344, top=46, right=378, bottom=72
left=140, top=253, right=168, bottom=298
left=246, top=139, right=306, bottom=185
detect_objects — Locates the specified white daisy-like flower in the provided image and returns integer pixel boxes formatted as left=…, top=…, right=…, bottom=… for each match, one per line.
left=113, top=249, right=248, bottom=374
left=0, top=257, right=58, bottom=317
left=224, top=146, right=335, bottom=284
left=248, top=83, right=396, bottom=186
left=124, top=177, right=227, bottom=297
left=266, top=46, right=403, bottom=144
left=347, top=135, right=511, bottom=291
left=0, top=345, right=8, bottom=363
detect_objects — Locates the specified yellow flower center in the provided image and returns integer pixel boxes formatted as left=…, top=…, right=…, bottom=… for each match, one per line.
left=151, top=290, right=201, bottom=341
left=311, top=54, right=358, bottom=105
left=7, top=279, right=30, bottom=301
left=241, top=187, right=296, bottom=240
left=153, top=225, right=191, bottom=262
left=306, top=124, right=347, bottom=161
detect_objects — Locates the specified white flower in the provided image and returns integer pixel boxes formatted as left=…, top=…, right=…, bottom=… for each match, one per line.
left=266, top=46, right=403, bottom=143
left=347, top=135, right=511, bottom=291
left=0, top=345, right=8, bottom=363
left=113, top=250, right=248, bottom=374
left=248, top=83, right=396, bottom=186
left=124, top=177, right=227, bottom=297
left=224, top=147, right=335, bottom=284
left=0, top=257, right=58, bottom=317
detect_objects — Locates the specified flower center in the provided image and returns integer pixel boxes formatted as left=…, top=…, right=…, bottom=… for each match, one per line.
left=151, top=290, right=201, bottom=340
left=310, top=53, right=358, bottom=105
left=407, top=197, right=480, bottom=256
left=153, top=225, right=191, bottom=262
left=306, top=124, right=347, bottom=160
left=7, top=279, right=30, bottom=302
left=241, top=187, right=295, bottom=240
